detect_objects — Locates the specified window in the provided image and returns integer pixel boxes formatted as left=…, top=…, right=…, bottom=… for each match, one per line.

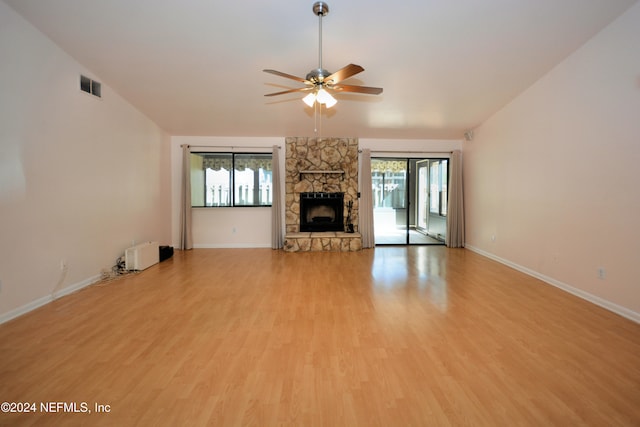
left=190, top=152, right=272, bottom=207
left=429, top=159, right=448, bottom=216
left=371, top=159, right=407, bottom=209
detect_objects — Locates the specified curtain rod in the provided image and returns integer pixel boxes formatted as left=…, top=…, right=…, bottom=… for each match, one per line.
left=359, top=149, right=453, bottom=154
left=181, top=144, right=280, bottom=149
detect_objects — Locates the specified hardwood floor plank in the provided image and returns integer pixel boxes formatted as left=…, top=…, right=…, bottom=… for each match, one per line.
left=0, top=247, right=639, bottom=426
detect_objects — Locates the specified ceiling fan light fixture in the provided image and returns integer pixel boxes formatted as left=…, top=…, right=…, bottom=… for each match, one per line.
left=316, top=88, right=337, bottom=107
left=302, top=92, right=317, bottom=107
left=324, top=96, right=337, bottom=108
left=302, top=88, right=337, bottom=108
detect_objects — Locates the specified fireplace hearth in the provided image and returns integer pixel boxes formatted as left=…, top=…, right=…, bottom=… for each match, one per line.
left=300, top=192, right=344, bottom=232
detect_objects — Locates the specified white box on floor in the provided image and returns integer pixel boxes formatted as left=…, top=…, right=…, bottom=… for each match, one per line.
left=124, top=241, right=159, bottom=271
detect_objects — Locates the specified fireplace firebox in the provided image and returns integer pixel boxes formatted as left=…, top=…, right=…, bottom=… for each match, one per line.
left=300, top=192, right=344, bottom=232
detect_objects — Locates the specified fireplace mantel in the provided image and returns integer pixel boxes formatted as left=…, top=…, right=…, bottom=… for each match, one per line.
left=299, top=170, right=345, bottom=180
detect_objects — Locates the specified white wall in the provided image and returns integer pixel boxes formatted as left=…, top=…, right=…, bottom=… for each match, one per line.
left=171, top=137, right=462, bottom=248
left=0, top=2, right=171, bottom=322
left=463, top=3, right=640, bottom=321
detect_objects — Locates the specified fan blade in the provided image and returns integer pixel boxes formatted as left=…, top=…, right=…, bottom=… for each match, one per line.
left=263, top=69, right=310, bottom=84
left=332, top=84, right=383, bottom=95
left=324, top=64, right=364, bottom=84
left=264, top=87, right=314, bottom=97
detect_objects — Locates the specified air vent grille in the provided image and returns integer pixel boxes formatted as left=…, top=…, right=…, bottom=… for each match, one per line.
left=80, top=75, right=101, bottom=98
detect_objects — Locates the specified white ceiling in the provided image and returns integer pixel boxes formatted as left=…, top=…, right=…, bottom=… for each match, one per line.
left=4, top=0, right=637, bottom=139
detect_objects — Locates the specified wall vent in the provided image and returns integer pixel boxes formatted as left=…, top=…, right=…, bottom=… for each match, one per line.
left=80, top=74, right=101, bottom=98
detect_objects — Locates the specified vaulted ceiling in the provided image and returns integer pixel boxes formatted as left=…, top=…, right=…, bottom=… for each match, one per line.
left=4, top=0, right=637, bottom=139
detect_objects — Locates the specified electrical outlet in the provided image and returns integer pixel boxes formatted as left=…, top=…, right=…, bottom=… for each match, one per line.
left=491, top=235, right=496, bottom=242
left=597, top=267, right=606, bottom=280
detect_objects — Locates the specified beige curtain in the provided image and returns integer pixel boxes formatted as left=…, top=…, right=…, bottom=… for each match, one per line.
left=179, top=145, right=193, bottom=250
left=359, top=149, right=375, bottom=248
left=271, top=145, right=283, bottom=249
left=446, top=150, right=464, bottom=248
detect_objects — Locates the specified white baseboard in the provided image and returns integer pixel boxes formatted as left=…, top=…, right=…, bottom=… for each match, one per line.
left=465, top=244, right=639, bottom=324
left=193, top=243, right=271, bottom=249
left=0, top=274, right=101, bottom=325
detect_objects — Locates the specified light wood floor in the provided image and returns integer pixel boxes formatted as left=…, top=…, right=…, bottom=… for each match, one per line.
left=1, top=247, right=639, bottom=426
left=375, top=229, right=443, bottom=245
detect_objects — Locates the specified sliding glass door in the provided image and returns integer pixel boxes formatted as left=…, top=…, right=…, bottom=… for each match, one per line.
left=416, top=160, right=430, bottom=232
left=415, top=159, right=448, bottom=242
left=371, top=159, right=408, bottom=244
left=372, top=157, right=448, bottom=245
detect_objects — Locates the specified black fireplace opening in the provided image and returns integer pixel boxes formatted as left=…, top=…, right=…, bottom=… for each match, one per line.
left=300, top=192, right=344, bottom=232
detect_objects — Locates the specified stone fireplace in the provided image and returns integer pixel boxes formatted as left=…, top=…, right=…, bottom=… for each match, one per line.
left=283, top=137, right=362, bottom=252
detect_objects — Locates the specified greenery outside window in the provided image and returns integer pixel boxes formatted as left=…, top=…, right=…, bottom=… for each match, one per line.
left=191, top=152, right=272, bottom=207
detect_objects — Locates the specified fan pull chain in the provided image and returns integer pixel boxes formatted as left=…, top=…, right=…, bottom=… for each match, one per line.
left=314, top=100, right=322, bottom=137
left=319, top=103, right=322, bottom=136
left=314, top=100, right=318, bottom=134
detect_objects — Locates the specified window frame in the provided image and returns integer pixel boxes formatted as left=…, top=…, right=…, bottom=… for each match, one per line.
left=190, top=152, right=273, bottom=208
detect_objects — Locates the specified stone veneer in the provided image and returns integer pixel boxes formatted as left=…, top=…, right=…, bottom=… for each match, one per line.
left=284, top=137, right=361, bottom=252
left=283, top=232, right=362, bottom=252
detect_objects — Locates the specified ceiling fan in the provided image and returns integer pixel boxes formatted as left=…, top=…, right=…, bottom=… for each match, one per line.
left=263, top=1, right=383, bottom=108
